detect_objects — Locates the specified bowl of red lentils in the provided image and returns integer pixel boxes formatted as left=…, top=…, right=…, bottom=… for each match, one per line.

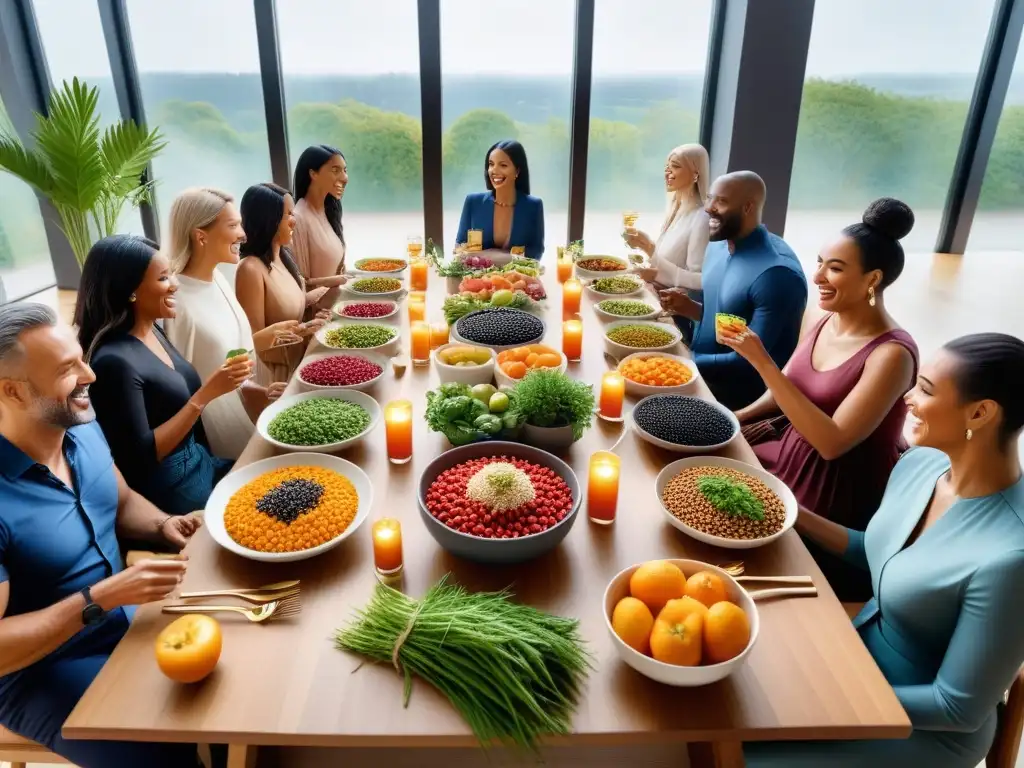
left=331, top=300, right=399, bottom=322
left=417, top=441, right=582, bottom=564
left=204, top=452, right=373, bottom=562
left=296, top=351, right=388, bottom=393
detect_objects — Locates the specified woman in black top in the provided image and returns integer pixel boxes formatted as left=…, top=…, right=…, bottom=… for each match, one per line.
left=75, top=235, right=252, bottom=514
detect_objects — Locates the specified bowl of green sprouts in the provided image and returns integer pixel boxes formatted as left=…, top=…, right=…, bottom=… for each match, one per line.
left=511, top=369, right=595, bottom=451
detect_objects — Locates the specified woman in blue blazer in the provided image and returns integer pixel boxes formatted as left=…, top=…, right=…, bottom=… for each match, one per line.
left=456, top=139, right=545, bottom=260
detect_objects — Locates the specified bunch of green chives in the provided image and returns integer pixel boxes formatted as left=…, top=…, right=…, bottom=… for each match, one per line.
left=335, top=576, right=591, bottom=751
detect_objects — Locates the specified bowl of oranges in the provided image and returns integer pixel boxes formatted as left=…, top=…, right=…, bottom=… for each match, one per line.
left=494, top=344, right=568, bottom=389
left=604, top=558, right=758, bottom=686
left=617, top=352, right=700, bottom=396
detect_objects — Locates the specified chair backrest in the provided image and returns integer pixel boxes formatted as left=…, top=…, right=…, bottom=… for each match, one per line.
left=987, top=667, right=1024, bottom=768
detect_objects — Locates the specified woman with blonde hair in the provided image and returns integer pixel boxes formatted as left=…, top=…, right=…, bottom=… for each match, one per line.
left=162, top=187, right=295, bottom=459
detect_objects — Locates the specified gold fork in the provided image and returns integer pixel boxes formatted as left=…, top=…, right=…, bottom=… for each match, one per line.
left=178, top=581, right=300, bottom=605
left=162, top=600, right=300, bottom=623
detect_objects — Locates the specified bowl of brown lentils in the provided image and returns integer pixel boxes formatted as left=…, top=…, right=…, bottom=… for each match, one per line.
left=655, top=456, right=797, bottom=549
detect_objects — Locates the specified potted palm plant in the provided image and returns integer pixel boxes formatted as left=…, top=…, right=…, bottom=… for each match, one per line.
left=0, top=77, right=165, bottom=267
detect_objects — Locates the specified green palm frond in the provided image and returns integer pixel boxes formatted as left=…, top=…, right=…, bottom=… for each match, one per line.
left=0, top=134, right=56, bottom=195
left=100, top=119, right=166, bottom=197
left=33, top=78, right=105, bottom=211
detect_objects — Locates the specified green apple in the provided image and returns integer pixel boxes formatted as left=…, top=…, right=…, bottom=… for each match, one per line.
left=488, top=391, right=510, bottom=413
left=471, top=383, right=497, bottom=403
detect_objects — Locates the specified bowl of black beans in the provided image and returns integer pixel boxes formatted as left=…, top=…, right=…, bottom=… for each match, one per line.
left=451, top=307, right=547, bottom=350
left=628, top=394, right=739, bottom=454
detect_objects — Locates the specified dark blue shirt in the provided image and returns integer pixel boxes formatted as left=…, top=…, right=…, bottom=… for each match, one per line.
left=0, top=421, right=131, bottom=696
left=456, top=191, right=545, bottom=260
left=691, top=225, right=808, bottom=410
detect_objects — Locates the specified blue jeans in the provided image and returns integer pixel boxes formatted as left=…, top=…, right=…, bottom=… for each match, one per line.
left=143, top=435, right=233, bottom=516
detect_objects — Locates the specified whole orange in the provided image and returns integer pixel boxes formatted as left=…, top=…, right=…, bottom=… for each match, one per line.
left=650, top=611, right=703, bottom=666
left=657, top=595, right=708, bottom=625
left=155, top=614, right=222, bottom=683
left=629, top=560, right=686, bottom=615
left=684, top=570, right=729, bottom=608
left=703, top=601, right=751, bottom=664
left=611, top=596, right=655, bottom=654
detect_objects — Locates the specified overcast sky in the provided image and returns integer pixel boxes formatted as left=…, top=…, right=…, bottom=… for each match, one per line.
left=35, top=0, right=998, bottom=78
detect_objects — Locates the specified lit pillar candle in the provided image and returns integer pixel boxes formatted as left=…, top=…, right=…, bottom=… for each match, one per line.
left=409, top=258, right=428, bottom=291
left=562, top=319, right=583, bottom=362
left=384, top=400, right=413, bottom=463
left=562, top=278, right=582, bottom=317
left=598, top=371, right=625, bottom=421
left=430, top=322, right=450, bottom=349
left=411, top=321, right=431, bottom=364
left=372, top=518, right=403, bottom=575
left=588, top=451, right=621, bottom=524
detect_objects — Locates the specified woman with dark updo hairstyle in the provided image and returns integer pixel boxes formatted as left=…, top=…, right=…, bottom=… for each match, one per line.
left=746, top=333, right=1024, bottom=767
left=718, top=198, right=920, bottom=600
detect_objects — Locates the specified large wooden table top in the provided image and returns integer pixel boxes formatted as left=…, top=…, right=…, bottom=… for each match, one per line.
left=65, top=258, right=909, bottom=749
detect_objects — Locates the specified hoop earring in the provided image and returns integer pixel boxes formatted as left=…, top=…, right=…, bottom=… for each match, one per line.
left=868, top=286, right=876, bottom=307
left=966, top=428, right=973, bottom=441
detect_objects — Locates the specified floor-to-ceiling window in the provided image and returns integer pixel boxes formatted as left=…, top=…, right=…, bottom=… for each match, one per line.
left=786, top=0, right=998, bottom=257
left=279, top=0, right=423, bottom=258
left=125, top=0, right=271, bottom=222
left=439, top=0, right=575, bottom=254
left=582, top=0, right=714, bottom=255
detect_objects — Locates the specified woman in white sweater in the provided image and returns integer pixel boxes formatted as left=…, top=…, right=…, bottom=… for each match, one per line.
left=625, top=143, right=710, bottom=293
left=162, top=188, right=295, bottom=458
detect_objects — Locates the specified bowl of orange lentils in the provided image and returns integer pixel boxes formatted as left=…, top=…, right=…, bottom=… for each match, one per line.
left=617, top=352, right=699, bottom=396
left=204, top=452, right=373, bottom=562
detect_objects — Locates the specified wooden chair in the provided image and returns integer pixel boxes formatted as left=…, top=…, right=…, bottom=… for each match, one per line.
left=0, top=724, right=71, bottom=767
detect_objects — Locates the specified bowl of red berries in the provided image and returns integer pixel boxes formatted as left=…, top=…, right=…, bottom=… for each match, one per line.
left=296, top=351, right=388, bottom=393
left=418, top=441, right=582, bottom=564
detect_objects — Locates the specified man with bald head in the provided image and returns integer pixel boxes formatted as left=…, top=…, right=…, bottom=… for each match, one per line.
left=660, top=171, right=807, bottom=409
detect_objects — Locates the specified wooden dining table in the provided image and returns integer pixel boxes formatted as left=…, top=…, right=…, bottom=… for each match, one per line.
left=64, top=256, right=909, bottom=768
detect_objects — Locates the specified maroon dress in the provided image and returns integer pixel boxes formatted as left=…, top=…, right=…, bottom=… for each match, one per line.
left=747, top=315, right=918, bottom=599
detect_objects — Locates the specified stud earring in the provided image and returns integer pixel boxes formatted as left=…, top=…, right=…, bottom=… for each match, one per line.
left=868, top=286, right=876, bottom=307
left=129, top=294, right=137, bottom=303
left=966, top=428, right=973, bottom=441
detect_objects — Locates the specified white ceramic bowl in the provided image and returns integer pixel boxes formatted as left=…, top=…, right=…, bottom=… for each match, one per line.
left=432, top=342, right=496, bottom=386
left=343, top=278, right=406, bottom=300
left=331, top=300, right=399, bottom=322
left=574, top=255, right=630, bottom=281
left=316, top=321, right=400, bottom=358
left=493, top=347, right=567, bottom=389
left=585, top=276, right=646, bottom=300
left=593, top=298, right=661, bottom=321
left=295, top=351, right=388, bottom=393
left=616, top=352, right=700, bottom=396
left=603, top=558, right=759, bottom=686
left=603, top=320, right=683, bottom=361
left=450, top=309, right=547, bottom=351
left=350, top=258, right=408, bottom=275
left=628, top=395, right=740, bottom=454
left=655, top=456, right=798, bottom=549
left=204, top=452, right=372, bottom=563
left=256, top=388, right=381, bottom=453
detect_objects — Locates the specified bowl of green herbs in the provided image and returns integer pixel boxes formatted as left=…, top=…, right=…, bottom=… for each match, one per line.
left=655, top=456, right=797, bottom=549
left=511, top=370, right=595, bottom=452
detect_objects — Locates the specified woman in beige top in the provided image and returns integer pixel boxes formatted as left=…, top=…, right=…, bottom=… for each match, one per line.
left=235, top=183, right=328, bottom=384
left=292, top=144, right=349, bottom=308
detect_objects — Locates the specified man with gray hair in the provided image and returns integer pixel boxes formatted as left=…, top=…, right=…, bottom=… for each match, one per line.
left=0, top=303, right=207, bottom=766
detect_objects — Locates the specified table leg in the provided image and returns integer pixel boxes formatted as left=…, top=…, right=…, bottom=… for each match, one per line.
left=688, top=741, right=745, bottom=768
left=227, top=743, right=258, bottom=768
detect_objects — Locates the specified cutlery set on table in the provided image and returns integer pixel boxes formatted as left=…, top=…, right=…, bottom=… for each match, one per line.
left=162, top=580, right=302, bottom=623
left=719, top=561, right=817, bottom=600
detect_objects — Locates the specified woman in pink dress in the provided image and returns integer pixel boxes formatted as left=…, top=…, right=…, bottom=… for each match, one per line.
left=718, top=198, right=919, bottom=600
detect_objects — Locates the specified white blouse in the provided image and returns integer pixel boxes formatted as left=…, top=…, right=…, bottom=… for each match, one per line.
left=163, top=271, right=255, bottom=460
left=652, top=207, right=710, bottom=291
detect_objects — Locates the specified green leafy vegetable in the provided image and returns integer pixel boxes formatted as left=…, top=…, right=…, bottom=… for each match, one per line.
left=335, top=577, right=590, bottom=752
left=442, top=291, right=533, bottom=325
left=697, top=475, right=765, bottom=521
left=424, top=383, right=523, bottom=445
left=510, top=369, right=595, bottom=440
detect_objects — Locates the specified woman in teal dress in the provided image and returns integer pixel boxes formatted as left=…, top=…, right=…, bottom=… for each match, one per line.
left=746, top=332, right=1024, bottom=767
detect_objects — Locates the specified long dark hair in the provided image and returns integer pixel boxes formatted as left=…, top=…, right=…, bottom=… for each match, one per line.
left=944, top=333, right=1024, bottom=449
left=842, top=197, right=914, bottom=290
left=293, top=144, right=345, bottom=247
left=239, top=182, right=303, bottom=288
left=485, top=139, right=531, bottom=196
left=75, top=234, right=160, bottom=361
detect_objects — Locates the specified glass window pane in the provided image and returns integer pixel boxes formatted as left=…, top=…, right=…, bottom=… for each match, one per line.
left=584, top=0, right=714, bottom=254
left=440, top=0, right=575, bottom=253
left=786, top=0, right=997, bottom=254
left=0, top=100, right=55, bottom=303
left=125, top=0, right=271, bottom=222
left=34, top=0, right=143, bottom=235
left=973, top=36, right=1024, bottom=251
left=279, top=0, right=422, bottom=257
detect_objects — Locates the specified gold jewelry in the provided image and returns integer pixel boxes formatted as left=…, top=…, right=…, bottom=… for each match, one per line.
left=966, top=428, right=973, bottom=441
left=868, top=286, right=876, bottom=307
left=494, top=199, right=515, bottom=208
left=129, top=294, right=137, bottom=303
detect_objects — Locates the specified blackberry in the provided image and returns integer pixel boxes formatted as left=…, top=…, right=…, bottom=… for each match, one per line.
left=455, top=308, right=545, bottom=347
left=633, top=395, right=736, bottom=446
left=256, top=478, right=325, bottom=524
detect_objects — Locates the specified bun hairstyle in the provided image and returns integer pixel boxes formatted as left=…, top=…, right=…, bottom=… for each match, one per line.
left=944, top=333, right=1024, bottom=449
left=841, top=197, right=915, bottom=290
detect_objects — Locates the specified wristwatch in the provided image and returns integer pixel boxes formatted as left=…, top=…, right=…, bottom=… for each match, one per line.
left=80, top=586, right=105, bottom=626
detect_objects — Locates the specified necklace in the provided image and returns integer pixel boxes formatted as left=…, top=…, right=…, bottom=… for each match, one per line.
left=494, top=199, right=515, bottom=208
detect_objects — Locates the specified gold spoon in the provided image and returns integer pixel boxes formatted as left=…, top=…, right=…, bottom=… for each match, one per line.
left=719, top=561, right=814, bottom=585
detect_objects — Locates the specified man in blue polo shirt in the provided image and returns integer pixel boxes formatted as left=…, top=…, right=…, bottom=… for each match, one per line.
left=0, top=303, right=204, bottom=767
left=661, top=171, right=808, bottom=410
